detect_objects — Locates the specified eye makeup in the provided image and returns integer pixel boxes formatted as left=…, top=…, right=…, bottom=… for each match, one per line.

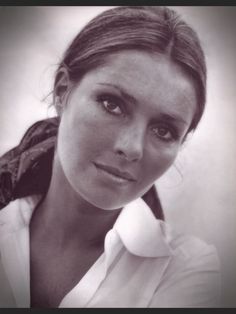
left=96, top=93, right=126, bottom=117
left=150, top=123, right=181, bottom=143
left=93, top=83, right=188, bottom=143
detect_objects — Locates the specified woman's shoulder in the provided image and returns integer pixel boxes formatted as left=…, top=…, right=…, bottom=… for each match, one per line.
left=149, top=225, right=221, bottom=307
left=164, top=224, right=220, bottom=274
left=168, top=227, right=219, bottom=263
left=0, top=196, right=41, bottom=234
left=162, top=225, right=221, bottom=289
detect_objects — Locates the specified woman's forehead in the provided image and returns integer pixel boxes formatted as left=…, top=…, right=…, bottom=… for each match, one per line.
left=77, top=50, right=197, bottom=120
left=87, top=50, right=196, bottom=97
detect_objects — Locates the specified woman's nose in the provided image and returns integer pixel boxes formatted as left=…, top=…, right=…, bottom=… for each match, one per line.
left=114, top=124, right=145, bottom=162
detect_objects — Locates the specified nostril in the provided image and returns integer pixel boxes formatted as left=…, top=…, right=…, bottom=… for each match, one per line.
left=114, top=129, right=145, bottom=162
left=117, top=150, right=125, bottom=156
left=116, top=149, right=141, bottom=163
left=116, top=150, right=129, bottom=160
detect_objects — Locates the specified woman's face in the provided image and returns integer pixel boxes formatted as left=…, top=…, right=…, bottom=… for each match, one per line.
left=56, top=50, right=197, bottom=210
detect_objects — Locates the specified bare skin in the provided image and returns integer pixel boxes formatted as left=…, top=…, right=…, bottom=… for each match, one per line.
left=29, top=50, right=196, bottom=307
left=30, top=156, right=121, bottom=307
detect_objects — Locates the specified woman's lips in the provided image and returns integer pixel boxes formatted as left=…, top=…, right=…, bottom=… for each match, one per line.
left=94, top=163, right=136, bottom=182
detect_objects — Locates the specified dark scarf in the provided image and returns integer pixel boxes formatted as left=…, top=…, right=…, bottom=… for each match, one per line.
left=0, top=117, right=164, bottom=220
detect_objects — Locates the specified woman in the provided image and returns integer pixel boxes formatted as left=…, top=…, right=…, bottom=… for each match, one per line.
left=0, top=6, right=220, bottom=308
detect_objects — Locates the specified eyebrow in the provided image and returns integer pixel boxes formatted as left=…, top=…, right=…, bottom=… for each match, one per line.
left=98, top=83, right=188, bottom=126
left=157, top=113, right=188, bottom=126
left=98, top=83, right=138, bottom=105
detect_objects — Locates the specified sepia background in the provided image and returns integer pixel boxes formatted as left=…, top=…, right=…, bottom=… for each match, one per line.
left=0, top=6, right=235, bottom=307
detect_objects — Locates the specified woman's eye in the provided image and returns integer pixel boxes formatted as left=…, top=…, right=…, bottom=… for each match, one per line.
left=101, top=98, right=123, bottom=116
left=151, top=126, right=174, bottom=141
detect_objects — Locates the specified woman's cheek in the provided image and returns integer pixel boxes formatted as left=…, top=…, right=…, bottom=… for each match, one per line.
left=67, top=117, right=116, bottom=163
left=145, top=145, right=179, bottom=181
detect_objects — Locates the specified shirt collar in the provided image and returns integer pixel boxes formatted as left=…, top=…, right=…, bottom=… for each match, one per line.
left=0, top=195, right=173, bottom=258
left=113, top=197, right=173, bottom=258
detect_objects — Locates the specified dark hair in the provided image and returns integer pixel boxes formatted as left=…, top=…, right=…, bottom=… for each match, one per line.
left=53, top=6, right=207, bottom=220
left=55, top=6, right=206, bottom=133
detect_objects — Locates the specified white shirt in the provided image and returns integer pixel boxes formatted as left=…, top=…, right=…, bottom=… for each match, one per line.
left=0, top=195, right=220, bottom=308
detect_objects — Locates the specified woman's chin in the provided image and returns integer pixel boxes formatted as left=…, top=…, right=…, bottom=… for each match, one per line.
left=87, top=197, right=126, bottom=211
left=81, top=192, right=132, bottom=211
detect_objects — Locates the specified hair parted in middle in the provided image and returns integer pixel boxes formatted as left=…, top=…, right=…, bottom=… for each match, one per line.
left=54, top=6, right=206, bottom=133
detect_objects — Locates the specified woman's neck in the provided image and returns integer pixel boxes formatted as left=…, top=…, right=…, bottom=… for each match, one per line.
left=30, top=154, right=122, bottom=250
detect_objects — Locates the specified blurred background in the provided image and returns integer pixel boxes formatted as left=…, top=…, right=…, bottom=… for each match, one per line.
left=0, top=6, right=235, bottom=307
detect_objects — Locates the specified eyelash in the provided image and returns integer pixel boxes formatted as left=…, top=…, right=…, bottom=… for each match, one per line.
left=97, top=94, right=125, bottom=116
left=150, top=125, right=179, bottom=142
left=96, top=93, right=180, bottom=143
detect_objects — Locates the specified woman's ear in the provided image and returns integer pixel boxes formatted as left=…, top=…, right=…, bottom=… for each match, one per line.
left=53, top=67, right=72, bottom=116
